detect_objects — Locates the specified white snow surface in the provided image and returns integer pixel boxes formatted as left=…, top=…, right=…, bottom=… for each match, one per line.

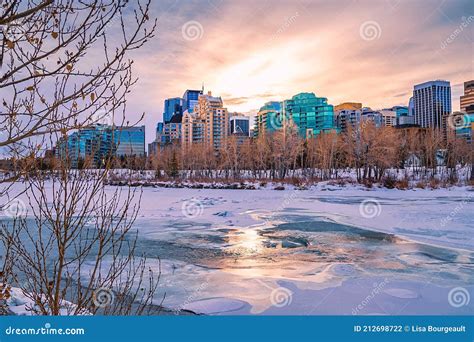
left=6, top=287, right=90, bottom=315
left=2, top=181, right=473, bottom=315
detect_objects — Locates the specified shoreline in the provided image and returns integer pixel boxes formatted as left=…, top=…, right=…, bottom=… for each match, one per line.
left=106, top=179, right=474, bottom=192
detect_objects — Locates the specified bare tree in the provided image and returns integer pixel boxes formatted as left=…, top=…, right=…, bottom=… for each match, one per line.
left=0, top=0, right=160, bottom=316
left=1, top=0, right=155, bottom=185
left=1, top=156, right=161, bottom=315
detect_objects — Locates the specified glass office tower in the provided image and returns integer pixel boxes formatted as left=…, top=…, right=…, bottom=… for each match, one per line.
left=182, top=89, right=203, bottom=112
left=163, top=97, right=183, bottom=124
left=283, top=92, right=337, bottom=138
left=413, top=80, right=451, bottom=129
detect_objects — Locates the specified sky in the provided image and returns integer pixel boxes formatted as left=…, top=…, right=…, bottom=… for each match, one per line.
left=121, top=0, right=473, bottom=144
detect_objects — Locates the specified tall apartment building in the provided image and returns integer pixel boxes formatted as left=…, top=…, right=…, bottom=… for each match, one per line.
left=181, top=91, right=229, bottom=151
left=454, top=80, right=474, bottom=144
left=336, top=108, right=383, bottom=133
left=254, top=93, right=336, bottom=138
left=254, top=101, right=282, bottom=137
left=460, top=80, right=474, bottom=114
left=182, top=109, right=205, bottom=149
left=283, top=93, right=336, bottom=138
left=413, top=80, right=451, bottom=129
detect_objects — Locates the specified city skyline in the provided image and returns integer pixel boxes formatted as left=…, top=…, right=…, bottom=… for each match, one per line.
left=117, top=0, right=473, bottom=143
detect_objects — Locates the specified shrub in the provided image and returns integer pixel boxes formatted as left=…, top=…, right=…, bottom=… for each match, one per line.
left=415, top=181, right=426, bottom=189
left=395, top=179, right=409, bottom=190
left=382, top=175, right=397, bottom=189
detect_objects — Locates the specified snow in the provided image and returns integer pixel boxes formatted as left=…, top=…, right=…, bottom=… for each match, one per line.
left=1, top=180, right=473, bottom=316
left=115, top=184, right=473, bottom=315
left=6, top=287, right=90, bottom=316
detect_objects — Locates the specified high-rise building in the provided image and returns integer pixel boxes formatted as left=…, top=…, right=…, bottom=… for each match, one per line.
left=56, top=125, right=145, bottom=168
left=413, top=80, right=452, bottom=129
left=55, top=126, right=103, bottom=168
left=163, top=97, right=183, bottom=124
left=113, top=126, right=146, bottom=157
left=395, top=100, right=417, bottom=127
left=380, top=109, right=397, bottom=127
left=182, top=89, right=204, bottom=112
left=392, top=106, right=409, bottom=117
left=334, top=102, right=363, bottom=128
left=283, top=93, right=336, bottom=138
left=156, top=122, right=164, bottom=135
left=460, top=80, right=474, bottom=114
left=450, top=111, right=473, bottom=144
left=336, top=110, right=359, bottom=133
left=148, top=141, right=160, bottom=156
left=182, top=109, right=205, bottom=150
left=181, top=91, right=229, bottom=151
left=408, top=97, right=415, bottom=116
left=229, top=115, right=250, bottom=136
left=452, top=81, right=474, bottom=144
left=336, top=107, right=383, bottom=133
left=254, top=93, right=337, bottom=138
left=149, top=120, right=182, bottom=154
left=254, top=101, right=282, bottom=137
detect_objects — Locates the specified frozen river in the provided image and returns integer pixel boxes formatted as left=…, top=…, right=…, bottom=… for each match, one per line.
left=2, top=183, right=473, bottom=315
left=129, top=185, right=474, bottom=315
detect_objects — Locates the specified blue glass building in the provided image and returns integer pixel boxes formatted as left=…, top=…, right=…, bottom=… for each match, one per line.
left=163, top=97, right=183, bottom=124
left=283, top=92, right=337, bottom=138
left=113, top=126, right=146, bottom=157
left=182, top=89, right=203, bottom=112
left=56, top=125, right=145, bottom=168
left=230, top=115, right=250, bottom=136
left=156, top=122, right=164, bottom=135
left=413, top=80, right=451, bottom=129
